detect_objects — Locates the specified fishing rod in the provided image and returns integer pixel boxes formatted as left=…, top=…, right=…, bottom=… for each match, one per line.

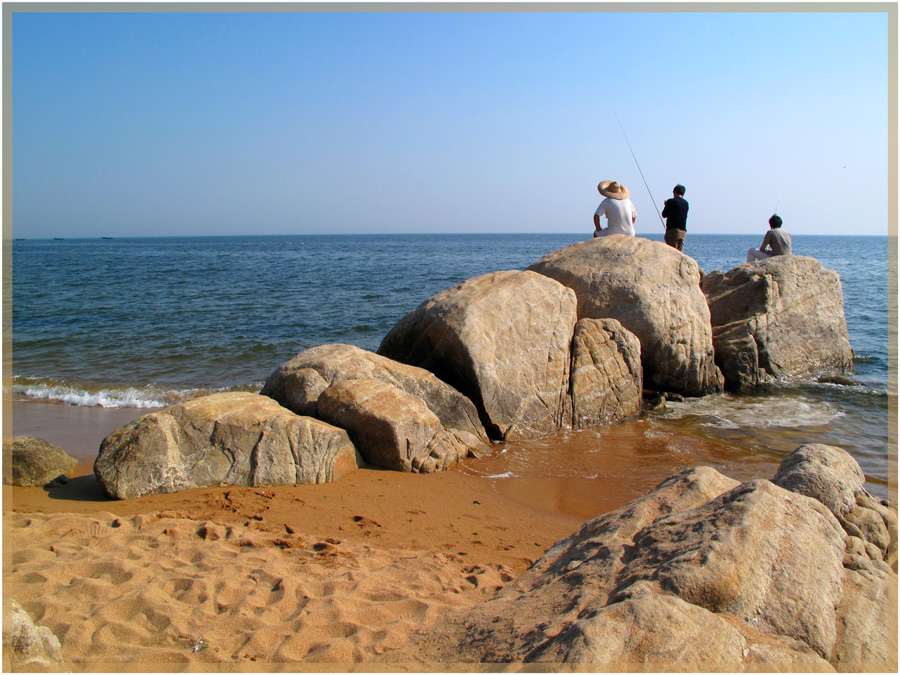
left=614, top=113, right=666, bottom=230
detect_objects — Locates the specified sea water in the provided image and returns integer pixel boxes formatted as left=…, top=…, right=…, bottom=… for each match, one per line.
left=8, top=234, right=894, bottom=497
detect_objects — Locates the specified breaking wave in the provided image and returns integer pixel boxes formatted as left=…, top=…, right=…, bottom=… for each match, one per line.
left=8, top=377, right=263, bottom=409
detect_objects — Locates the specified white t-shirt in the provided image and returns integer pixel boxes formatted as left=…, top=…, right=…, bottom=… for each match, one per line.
left=594, top=198, right=637, bottom=237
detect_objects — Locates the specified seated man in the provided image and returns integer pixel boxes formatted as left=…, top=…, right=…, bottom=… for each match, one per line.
left=747, top=214, right=792, bottom=262
left=594, top=180, right=636, bottom=237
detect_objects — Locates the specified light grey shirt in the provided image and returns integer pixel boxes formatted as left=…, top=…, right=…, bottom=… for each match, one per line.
left=762, top=229, right=792, bottom=256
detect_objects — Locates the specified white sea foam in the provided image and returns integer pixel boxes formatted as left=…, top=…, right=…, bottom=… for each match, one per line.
left=12, top=382, right=170, bottom=408
left=659, top=393, right=842, bottom=430
left=10, top=379, right=264, bottom=409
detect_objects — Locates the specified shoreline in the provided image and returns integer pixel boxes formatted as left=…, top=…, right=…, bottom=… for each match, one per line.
left=4, top=396, right=778, bottom=576
left=4, top=395, right=895, bottom=668
left=7, top=399, right=160, bottom=461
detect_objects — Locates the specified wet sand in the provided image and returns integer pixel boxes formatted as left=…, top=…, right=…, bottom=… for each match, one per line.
left=7, top=399, right=160, bottom=461
left=2, top=399, right=793, bottom=669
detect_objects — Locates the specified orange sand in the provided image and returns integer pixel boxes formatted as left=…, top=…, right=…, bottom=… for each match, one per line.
left=2, top=399, right=781, bottom=670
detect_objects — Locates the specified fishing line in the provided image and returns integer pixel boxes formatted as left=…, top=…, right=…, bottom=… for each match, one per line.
left=615, top=113, right=666, bottom=229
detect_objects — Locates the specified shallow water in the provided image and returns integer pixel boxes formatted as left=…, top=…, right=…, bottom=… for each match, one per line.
left=468, top=395, right=892, bottom=510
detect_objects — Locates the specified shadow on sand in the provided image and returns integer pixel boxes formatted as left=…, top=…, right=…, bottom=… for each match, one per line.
left=43, top=474, right=110, bottom=503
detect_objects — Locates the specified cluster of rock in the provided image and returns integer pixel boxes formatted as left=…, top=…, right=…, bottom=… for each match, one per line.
left=377, top=269, right=645, bottom=439
left=84, top=236, right=855, bottom=498
left=426, top=444, right=897, bottom=669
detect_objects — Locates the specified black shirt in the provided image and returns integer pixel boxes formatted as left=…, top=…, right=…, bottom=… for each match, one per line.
left=662, top=196, right=689, bottom=231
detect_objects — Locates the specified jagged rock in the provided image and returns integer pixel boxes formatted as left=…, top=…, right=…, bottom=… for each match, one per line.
left=94, top=392, right=360, bottom=499
left=702, top=255, right=854, bottom=391
left=260, top=343, right=487, bottom=442
left=2, top=435, right=78, bottom=487
left=3, top=598, right=62, bottom=669
left=316, top=378, right=477, bottom=473
left=378, top=270, right=578, bottom=440
left=428, top=448, right=897, bottom=670
left=568, top=318, right=643, bottom=428
left=527, top=236, right=723, bottom=397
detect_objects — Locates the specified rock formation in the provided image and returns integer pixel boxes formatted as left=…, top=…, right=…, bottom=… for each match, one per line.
left=378, top=270, right=580, bottom=440
left=261, top=343, right=487, bottom=442
left=527, top=236, right=723, bottom=397
left=568, top=318, right=643, bottom=428
left=427, top=445, right=897, bottom=670
left=3, top=435, right=78, bottom=487
left=2, top=598, right=62, bottom=669
left=94, top=392, right=360, bottom=499
left=317, top=378, right=478, bottom=473
left=702, top=255, right=854, bottom=391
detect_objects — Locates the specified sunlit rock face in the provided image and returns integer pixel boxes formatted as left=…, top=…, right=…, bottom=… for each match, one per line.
left=528, top=236, right=723, bottom=397
left=702, top=255, right=854, bottom=391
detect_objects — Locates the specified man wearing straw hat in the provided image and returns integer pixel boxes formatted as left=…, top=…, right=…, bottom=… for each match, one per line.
left=593, top=180, right=637, bottom=238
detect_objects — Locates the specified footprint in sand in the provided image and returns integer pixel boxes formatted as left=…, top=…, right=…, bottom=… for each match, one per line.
left=352, top=515, right=383, bottom=537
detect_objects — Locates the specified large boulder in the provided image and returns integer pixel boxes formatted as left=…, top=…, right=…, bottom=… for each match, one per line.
left=317, top=378, right=477, bottom=473
left=260, top=343, right=487, bottom=442
left=527, top=236, right=723, bottom=397
left=378, top=270, right=578, bottom=440
left=701, top=255, right=854, bottom=391
left=428, top=447, right=897, bottom=670
left=94, top=392, right=360, bottom=499
left=2, top=435, right=78, bottom=487
left=568, top=318, right=643, bottom=428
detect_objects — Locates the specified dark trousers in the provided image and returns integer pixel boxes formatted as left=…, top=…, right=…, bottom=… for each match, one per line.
left=665, top=228, right=686, bottom=251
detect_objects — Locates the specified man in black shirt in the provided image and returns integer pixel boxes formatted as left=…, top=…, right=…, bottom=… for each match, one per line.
left=662, top=184, right=689, bottom=251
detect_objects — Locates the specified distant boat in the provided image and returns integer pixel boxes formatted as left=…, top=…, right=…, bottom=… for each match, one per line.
left=53, top=237, right=64, bottom=241
left=14, top=238, right=24, bottom=241
left=102, top=237, right=114, bottom=240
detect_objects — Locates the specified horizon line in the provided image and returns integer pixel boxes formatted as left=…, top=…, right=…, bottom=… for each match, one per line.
left=8, top=232, right=891, bottom=241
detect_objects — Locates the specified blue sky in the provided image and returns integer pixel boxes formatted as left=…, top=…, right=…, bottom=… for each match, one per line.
left=11, top=8, right=890, bottom=237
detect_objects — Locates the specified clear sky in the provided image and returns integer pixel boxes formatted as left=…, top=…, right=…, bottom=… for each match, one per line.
left=10, top=7, right=891, bottom=238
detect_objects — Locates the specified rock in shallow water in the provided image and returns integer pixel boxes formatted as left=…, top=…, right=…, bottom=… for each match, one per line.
left=527, top=236, right=723, bottom=397
left=702, top=255, right=854, bottom=391
left=568, top=318, right=643, bottom=428
left=379, top=270, right=579, bottom=440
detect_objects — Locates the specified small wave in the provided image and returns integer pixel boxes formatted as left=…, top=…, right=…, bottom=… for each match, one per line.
left=8, top=377, right=263, bottom=409
left=853, top=353, right=885, bottom=367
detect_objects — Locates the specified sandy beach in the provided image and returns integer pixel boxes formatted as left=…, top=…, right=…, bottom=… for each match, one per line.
left=5, top=399, right=690, bottom=670
left=7, top=398, right=893, bottom=670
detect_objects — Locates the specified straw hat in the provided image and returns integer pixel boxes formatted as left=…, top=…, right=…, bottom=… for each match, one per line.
left=597, top=180, right=630, bottom=200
